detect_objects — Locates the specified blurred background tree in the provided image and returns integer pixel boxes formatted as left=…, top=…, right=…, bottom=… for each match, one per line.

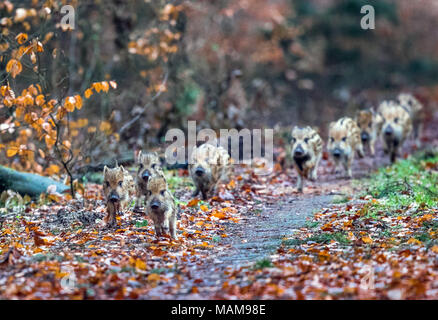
left=1, top=0, right=438, bottom=179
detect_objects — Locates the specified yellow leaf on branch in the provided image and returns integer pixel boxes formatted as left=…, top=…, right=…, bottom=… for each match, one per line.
left=64, top=96, right=76, bottom=112
left=45, top=164, right=60, bottom=176
left=99, top=121, right=112, bottom=134
left=15, top=33, right=28, bottom=44
left=7, top=146, right=19, bottom=157
left=109, top=81, right=117, bottom=89
left=15, top=106, right=25, bottom=118
left=92, top=82, right=103, bottom=93
left=6, top=59, right=22, bottom=78
left=35, top=94, right=45, bottom=106
left=84, top=88, right=93, bottom=99
left=45, top=134, right=56, bottom=149
left=101, top=81, right=109, bottom=92
left=56, top=106, right=66, bottom=121
left=74, top=95, right=83, bottom=109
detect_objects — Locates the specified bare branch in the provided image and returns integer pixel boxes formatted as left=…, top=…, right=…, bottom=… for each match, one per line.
left=118, top=71, right=169, bottom=135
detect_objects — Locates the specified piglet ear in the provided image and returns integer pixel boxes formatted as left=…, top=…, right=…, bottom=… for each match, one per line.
left=291, top=126, right=296, bottom=136
left=120, top=165, right=125, bottom=172
left=137, top=150, right=142, bottom=163
left=354, top=110, right=360, bottom=121
left=190, top=146, right=197, bottom=162
left=103, top=165, right=108, bottom=174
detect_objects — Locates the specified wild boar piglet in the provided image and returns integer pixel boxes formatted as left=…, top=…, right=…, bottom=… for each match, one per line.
left=146, top=175, right=177, bottom=238
left=189, top=143, right=230, bottom=200
left=290, top=126, right=323, bottom=192
left=103, top=165, right=135, bottom=227
left=328, top=117, right=364, bottom=178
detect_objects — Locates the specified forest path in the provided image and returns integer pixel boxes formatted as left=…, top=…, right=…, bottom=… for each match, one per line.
left=216, top=194, right=333, bottom=264
left=168, top=137, right=428, bottom=299
left=166, top=194, right=334, bottom=299
left=166, top=159, right=375, bottom=298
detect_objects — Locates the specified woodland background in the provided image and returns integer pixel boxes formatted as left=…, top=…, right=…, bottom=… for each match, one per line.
left=2, top=0, right=438, bottom=301
left=1, top=0, right=438, bottom=187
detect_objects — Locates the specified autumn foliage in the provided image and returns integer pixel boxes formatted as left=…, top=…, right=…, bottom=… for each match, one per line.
left=1, top=26, right=117, bottom=194
left=0, top=1, right=180, bottom=195
left=1, top=0, right=438, bottom=302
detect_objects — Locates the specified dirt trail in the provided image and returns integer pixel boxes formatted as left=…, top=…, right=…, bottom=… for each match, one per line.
left=167, top=134, right=436, bottom=299
left=218, top=195, right=333, bottom=264
left=212, top=146, right=404, bottom=267
left=160, top=194, right=332, bottom=299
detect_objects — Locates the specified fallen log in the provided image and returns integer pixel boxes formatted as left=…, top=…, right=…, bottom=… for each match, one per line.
left=0, top=165, right=69, bottom=198
left=74, top=153, right=188, bottom=175
left=74, top=153, right=135, bottom=174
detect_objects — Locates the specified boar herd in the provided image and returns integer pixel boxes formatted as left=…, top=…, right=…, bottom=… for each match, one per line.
left=102, top=93, right=424, bottom=238
left=102, top=144, right=231, bottom=238
left=292, top=92, right=424, bottom=191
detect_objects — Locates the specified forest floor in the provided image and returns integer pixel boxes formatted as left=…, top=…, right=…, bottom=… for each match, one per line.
left=1, top=114, right=438, bottom=299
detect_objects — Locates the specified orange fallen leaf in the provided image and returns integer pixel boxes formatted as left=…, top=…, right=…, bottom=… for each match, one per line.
left=187, top=199, right=199, bottom=207
left=212, top=211, right=226, bottom=219
left=227, top=180, right=236, bottom=189
left=33, top=234, right=46, bottom=246
left=321, top=223, right=333, bottom=231
left=147, top=273, right=160, bottom=281
left=152, top=249, right=165, bottom=256
left=361, top=236, right=373, bottom=244
left=135, top=259, right=147, bottom=271
left=407, top=237, right=422, bottom=246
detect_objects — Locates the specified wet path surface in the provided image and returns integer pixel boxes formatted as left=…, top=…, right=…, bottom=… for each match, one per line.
left=168, top=194, right=334, bottom=299
left=218, top=195, right=333, bottom=264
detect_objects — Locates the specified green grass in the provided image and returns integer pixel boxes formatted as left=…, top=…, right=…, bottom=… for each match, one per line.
left=331, top=195, right=350, bottom=204
left=282, top=231, right=351, bottom=246
left=304, top=220, right=319, bottom=229
left=164, top=171, right=194, bottom=193
left=31, top=253, right=65, bottom=263
left=253, top=258, right=273, bottom=270
left=282, top=151, right=438, bottom=255
left=360, top=151, right=438, bottom=246
left=364, top=152, right=438, bottom=211
left=135, top=220, right=148, bottom=228
left=423, top=220, right=438, bottom=231
left=150, top=268, right=166, bottom=274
